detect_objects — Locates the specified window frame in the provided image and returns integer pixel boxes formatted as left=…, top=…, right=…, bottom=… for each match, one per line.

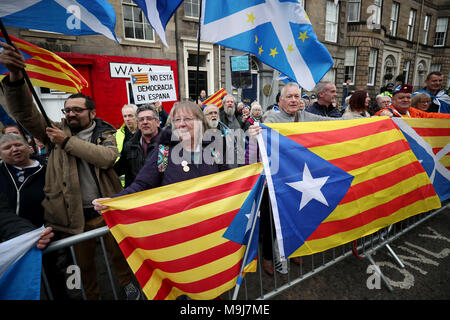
left=122, top=0, right=155, bottom=42
left=367, top=48, right=378, bottom=86
left=389, top=2, right=400, bottom=37
left=325, top=0, right=339, bottom=43
left=406, top=9, right=416, bottom=42
left=344, top=47, right=357, bottom=85
left=347, top=0, right=361, bottom=23
left=434, top=17, right=448, bottom=47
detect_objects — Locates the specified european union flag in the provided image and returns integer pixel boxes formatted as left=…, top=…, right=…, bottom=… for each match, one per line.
left=393, top=118, right=450, bottom=201
left=132, top=0, right=183, bottom=48
left=200, top=0, right=334, bottom=91
left=0, top=1, right=117, bottom=41
left=223, top=173, right=265, bottom=271
left=259, top=124, right=353, bottom=259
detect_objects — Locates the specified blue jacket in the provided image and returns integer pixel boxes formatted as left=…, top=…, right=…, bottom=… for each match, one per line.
left=306, top=102, right=342, bottom=118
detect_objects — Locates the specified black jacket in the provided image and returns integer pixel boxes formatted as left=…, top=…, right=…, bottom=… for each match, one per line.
left=0, top=192, right=37, bottom=242
left=114, top=129, right=161, bottom=187
left=0, top=160, right=46, bottom=227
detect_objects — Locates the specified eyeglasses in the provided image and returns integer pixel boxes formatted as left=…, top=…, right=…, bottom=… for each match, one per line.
left=62, top=107, right=90, bottom=114
left=174, top=117, right=194, bottom=124
left=137, top=116, right=156, bottom=122
left=205, top=111, right=218, bottom=116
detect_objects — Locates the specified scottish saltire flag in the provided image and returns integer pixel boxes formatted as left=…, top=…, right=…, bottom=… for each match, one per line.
left=202, top=88, right=227, bottom=108
left=0, top=227, right=44, bottom=300
left=223, top=173, right=266, bottom=273
left=0, top=0, right=117, bottom=41
left=132, top=0, right=183, bottom=47
left=101, top=163, right=264, bottom=300
left=394, top=118, right=450, bottom=201
left=200, top=0, right=334, bottom=91
left=0, top=34, right=88, bottom=93
left=413, top=89, right=450, bottom=113
left=258, top=117, right=441, bottom=259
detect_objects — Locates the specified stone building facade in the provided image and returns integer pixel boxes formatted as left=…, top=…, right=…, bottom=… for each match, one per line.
left=2, top=0, right=449, bottom=121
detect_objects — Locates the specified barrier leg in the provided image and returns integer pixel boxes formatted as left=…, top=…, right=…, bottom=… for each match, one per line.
left=366, top=253, right=393, bottom=292
left=99, top=236, right=119, bottom=300
left=70, top=245, right=87, bottom=300
left=381, top=225, right=405, bottom=268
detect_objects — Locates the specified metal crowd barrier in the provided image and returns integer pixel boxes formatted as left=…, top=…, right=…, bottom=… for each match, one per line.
left=41, top=203, right=449, bottom=300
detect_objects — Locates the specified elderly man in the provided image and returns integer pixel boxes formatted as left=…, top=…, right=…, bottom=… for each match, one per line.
left=376, top=84, right=450, bottom=118
left=413, top=71, right=450, bottom=113
left=0, top=42, right=139, bottom=300
left=220, top=95, right=244, bottom=129
left=204, top=104, right=230, bottom=135
left=115, top=104, right=161, bottom=187
left=306, top=82, right=342, bottom=117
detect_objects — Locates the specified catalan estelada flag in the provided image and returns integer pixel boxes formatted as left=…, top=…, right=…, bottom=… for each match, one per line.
left=393, top=118, right=450, bottom=201
left=259, top=117, right=441, bottom=259
left=130, top=73, right=149, bottom=85
left=101, top=163, right=263, bottom=300
left=0, top=33, right=88, bottom=93
left=202, top=88, right=227, bottom=108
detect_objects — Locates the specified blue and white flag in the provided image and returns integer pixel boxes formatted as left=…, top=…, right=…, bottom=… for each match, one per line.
left=393, top=118, right=450, bottom=201
left=132, top=0, right=183, bottom=47
left=223, top=173, right=265, bottom=270
left=413, top=89, right=450, bottom=114
left=257, top=125, right=353, bottom=259
left=0, top=227, right=44, bottom=300
left=0, top=1, right=118, bottom=41
left=200, top=0, right=334, bottom=91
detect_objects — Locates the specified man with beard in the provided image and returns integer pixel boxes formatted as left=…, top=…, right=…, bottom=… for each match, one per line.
left=220, top=95, right=244, bottom=129
left=0, top=42, right=139, bottom=300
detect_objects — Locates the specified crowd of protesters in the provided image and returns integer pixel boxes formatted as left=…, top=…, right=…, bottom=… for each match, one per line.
left=1, top=39, right=450, bottom=300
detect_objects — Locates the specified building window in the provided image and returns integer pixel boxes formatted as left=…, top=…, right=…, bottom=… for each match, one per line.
left=430, top=64, right=442, bottom=72
left=434, top=17, right=448, bottom=47
left=344, top=47, right=357, bottom=84
left=403, top=60, right=411, bottom=84
left=368, top=49, right=378, bottom=86
left=389, top=2, right=399, bottom=37
left=184, top=0, right=200, bottom=18
left=423, top=15, right=431, bottom=45
left=347, top=0, right=360, bottom=22
left=373, top=0, right=383, bottom=26
left=407, top=9, right=416, bottom=41
left=122, top=0, right=154, bottom=41
left=383, top=55, right=396, bottom=83
left=325, top=0, right=339, bottom=43
left=322, top=68, right=336, bottom=84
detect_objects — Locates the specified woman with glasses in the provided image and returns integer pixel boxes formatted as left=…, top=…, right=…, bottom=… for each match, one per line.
left=411, top=92, right=432, bottom=112
left=93, top=101, right=229, bottom=210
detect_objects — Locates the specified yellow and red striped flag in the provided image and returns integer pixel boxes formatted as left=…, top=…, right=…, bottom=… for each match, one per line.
left=101, top=163, right=263, bottom=300
left=401, top=118, right=450, bottom=171
left=202, top=88, right=227, bottom=108
left=259, top=117, right=441, bottom=258
left=0, top=33, right=87, bottom=93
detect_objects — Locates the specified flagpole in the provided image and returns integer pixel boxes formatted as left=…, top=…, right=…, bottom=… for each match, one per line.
left=0, top=18, right=52, bottom=127
left=231, top=178, right=265, bottom=300
left=195, top=0, right=203, bottom=104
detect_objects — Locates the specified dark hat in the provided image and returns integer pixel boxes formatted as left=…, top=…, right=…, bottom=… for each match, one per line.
left=392, top=84, right=413, bottom=95
left=302, top=94, right=310, bottom=99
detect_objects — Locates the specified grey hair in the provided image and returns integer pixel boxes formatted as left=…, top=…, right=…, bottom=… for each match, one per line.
left=0, top=133, right=28, bottom=149
left=136, top=104, right=159, bottom=119
left=314, top=81, right=333, bottom=96
left=222, top=94, right=236, bottom=105
left=203, top=104, right=219, bottom=114
left=280, top=82, right=300, bottom=97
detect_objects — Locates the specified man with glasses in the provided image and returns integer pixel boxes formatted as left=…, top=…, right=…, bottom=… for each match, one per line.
left=0, top=43, right=139, bottom=300
left=114, top=104, right=161, bottom=187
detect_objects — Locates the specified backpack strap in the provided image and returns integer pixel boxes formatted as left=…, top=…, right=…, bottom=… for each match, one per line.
left=157, top=144, right=170, bottom=172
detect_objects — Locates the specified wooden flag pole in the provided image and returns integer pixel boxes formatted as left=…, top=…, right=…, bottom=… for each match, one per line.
left=195, top=0, right=203, bottom=104
left=0, top=18, right=52, bottom=127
